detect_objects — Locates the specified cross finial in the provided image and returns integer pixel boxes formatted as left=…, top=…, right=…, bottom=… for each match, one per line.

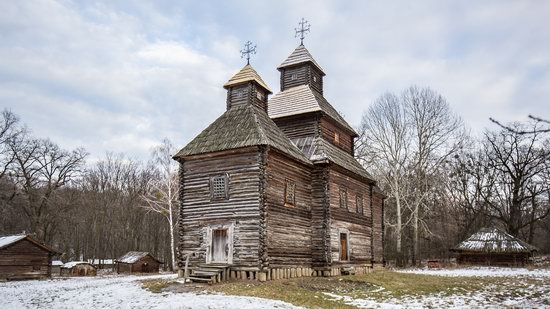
left=295, top=18, right=311, bottom=45
left=240, top=41, right=256, bottom=65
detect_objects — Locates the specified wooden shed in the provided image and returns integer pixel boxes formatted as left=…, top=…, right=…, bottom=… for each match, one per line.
left=0, top=234, right=60, bottom=280
left=60, top=261, right=97, bottom=277
left=115, top=251, right=162, bottom=274
left=451, top=227, right=538, bottom=266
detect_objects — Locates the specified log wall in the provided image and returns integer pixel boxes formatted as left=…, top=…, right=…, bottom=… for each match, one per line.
left=272, top=114, right=319, bottom=140
left=0, top=239, right=52, bottom=279
left=372, top=189, right=384, bottom=264
left=320, top=116, right=354, bottom=155
left=265, top=150, right=312, bottom=268
left=178, top=149, right=262, bottom=269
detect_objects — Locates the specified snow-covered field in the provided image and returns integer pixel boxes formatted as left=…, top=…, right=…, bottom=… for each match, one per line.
left=326, top=267, right=550, bottom=308
left=0, top=274, right=299, bottom=309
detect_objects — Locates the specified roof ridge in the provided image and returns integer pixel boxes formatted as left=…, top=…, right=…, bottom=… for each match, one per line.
left=250, top=105, right=268, bottom=144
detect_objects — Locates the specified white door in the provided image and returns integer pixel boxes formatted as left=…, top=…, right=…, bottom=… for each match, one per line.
left=211, top=229, right=228, bottom=263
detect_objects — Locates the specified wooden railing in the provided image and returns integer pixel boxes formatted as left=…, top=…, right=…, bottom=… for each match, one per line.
left=181, top=245, right=207, bottom=281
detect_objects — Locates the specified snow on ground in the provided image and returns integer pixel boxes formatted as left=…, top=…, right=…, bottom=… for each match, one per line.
left=0, top=274, right=300, bottom=309
left=398, top=266, right=550, bottom=277
left=325, top=268, right=550, bottom=308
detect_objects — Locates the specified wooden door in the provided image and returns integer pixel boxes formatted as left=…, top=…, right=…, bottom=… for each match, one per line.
left=212, top=229, right=228, bottom=263
left=340, top=233, right=348, bottom=261
left=141, top=262, right=149, bottom=273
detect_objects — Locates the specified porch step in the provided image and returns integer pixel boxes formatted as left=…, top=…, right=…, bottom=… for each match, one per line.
left=187, top=264, right=230, bottom=284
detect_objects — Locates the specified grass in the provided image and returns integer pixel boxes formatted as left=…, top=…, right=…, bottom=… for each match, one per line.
left=140, top=270, right=550, bottom=308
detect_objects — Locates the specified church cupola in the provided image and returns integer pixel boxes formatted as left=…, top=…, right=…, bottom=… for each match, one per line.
left=277, top=19, right=325, bottom=94
left=223, top=41, right=272, bottom=112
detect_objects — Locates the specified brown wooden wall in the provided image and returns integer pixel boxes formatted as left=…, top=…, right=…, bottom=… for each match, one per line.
left=272, top=114, right=319, bottom=140
left=227, top=83, right=267, bottom=111
left=280, top=65, right=323, bottom=94
left=311, top=164, right=331, bottom=268
left=265, top=150, right=312, bottom=268
left=320, top=117, right=354, bottom=155
left=0, top=239, right=52, bottom=279
left=178, top=149, right=262, bottom=269
left=328, top=168, right=372, bottom=265
left=372, top=189, right=384, bottom=264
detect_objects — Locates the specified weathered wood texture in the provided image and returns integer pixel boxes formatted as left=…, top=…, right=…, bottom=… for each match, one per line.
left=372, top=189, right=384, bottom=264
left=280, top=64, right=323, bottom=94
left=320, top=116, right=354, bottom=154
left=60, top=264, right=97, bottom=277
left=265, top=150, right=312, bottom=268
left=179, top=149, right=262, bottom=269
left=311, top=164, right=331, bottom=268
left=328, top=168, right=372, bottom=265
left=116, top=255, right=161, bottom=273
left=0, top=239, right=52, bottom=279
left=227, top=83, right=268, bottom=112
left=457, top=252, right=530, bottom=266
left=272, top=113, right=319, bottom=140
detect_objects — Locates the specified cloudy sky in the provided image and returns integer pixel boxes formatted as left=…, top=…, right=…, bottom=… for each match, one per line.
left=1, top=1, right=549, bottom=161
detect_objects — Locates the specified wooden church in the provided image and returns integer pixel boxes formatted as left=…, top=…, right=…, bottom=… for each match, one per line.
left=174, top=24, right=385, bottom=283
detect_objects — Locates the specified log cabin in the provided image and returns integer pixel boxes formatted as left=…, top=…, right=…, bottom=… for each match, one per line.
left=115, top=251, right=162, bottom=274
left=174, top=42, right=385, bottom=283
left=451, top=227, right=538, bottom=266
left=0, top=234, right=60, bottom=280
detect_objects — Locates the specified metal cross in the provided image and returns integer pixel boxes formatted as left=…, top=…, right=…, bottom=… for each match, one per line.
left=240, top=41, right=256, bottom=65
left=295, top=18, right=311, bottom=45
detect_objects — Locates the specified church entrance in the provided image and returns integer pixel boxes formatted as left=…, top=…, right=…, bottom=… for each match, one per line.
left=340, top=233, right=349, bottom=261
left=211, top=229, right=229, bottom=263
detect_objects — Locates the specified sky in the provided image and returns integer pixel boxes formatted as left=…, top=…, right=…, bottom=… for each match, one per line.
left=1, top=0, right=549, bottom=162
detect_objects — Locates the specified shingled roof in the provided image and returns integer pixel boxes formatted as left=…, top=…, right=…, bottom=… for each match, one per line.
left=223, top=64, right=272, bottom=93
left=452, top=228, right=538, bottom=253
left=278, top=44, right=325, bottom=75
left=174, top=105, right=311, bottom=165
left=268, top=85, right=357, bottom=136
left=292, top=136, right=374, bottom=182
left=116, top=251, right=163, bottom=264
left=0, top=234, right=60, bottom=253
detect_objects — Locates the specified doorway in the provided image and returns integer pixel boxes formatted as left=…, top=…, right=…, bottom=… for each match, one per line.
left=211, top=229, right=229, bottom=263
left=340, top=233, right=349, bottom=261
left=141, top=262, right=149, bottom=273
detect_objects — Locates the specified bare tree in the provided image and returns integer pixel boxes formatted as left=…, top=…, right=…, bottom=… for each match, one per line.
left=0, top=109, right=24, bottom=179
left=142, top=139, right=179, bottom=271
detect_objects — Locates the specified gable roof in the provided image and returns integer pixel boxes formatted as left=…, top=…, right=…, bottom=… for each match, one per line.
left=223, top=64, right=272, bottom=94
left=116, top=251, right=163, bottom=264
left=277, top=44, right=325, bottom=75
left=61, top=261, right=95, bottom=269
left=292, top=136, right=374, bottom=182
left=268, top=85, right=357, bottom=136
left=452, top=228, right=538, bottom=253
left=174, top=105, right=311, bottom=165
left=0, top=234, right=61, bottom=254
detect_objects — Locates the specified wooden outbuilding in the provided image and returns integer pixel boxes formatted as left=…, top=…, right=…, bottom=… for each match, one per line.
left=60, top=261, right=97, bottom=277
left=115, top=251, right=162, bottom=274
left=0, top=234, right=60, bottom=280
left=51, top=260, right=63, bottom=275
left=451, top=227, right=538, bottom=266
left=174, top=41, right=385, bottom=283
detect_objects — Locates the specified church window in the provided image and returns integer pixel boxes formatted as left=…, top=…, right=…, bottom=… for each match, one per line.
left=334, top=132, right=340, bottom=144
left=356, top=193, right=364, bottom=214
left=256, top=91, right=264, bottom=101
left=235, top=89, right=244, bottom=99
left=291, top=73, right=298, bottom=81
left=211, top=174, right=228, bottom=200
left=339, top=187, right=347, bottom=209
left=313, top=76, right=317, bottom=82
left=285, top=180, right=296, bottom=206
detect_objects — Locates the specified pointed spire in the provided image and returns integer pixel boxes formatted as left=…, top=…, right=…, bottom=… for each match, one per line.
left=223, top=64, right=272, bottom=94
left=277, top=44, right=325, bottom=75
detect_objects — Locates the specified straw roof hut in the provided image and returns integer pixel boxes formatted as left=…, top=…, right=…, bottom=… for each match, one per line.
left=451, top=227, right=538, bottom=266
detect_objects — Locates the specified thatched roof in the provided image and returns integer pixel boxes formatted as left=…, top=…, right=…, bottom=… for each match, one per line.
left=277, top=44, right=325, bottom=75
left=223, top=64, right=272, bottom=93
left=268, top=85, right=357, bottom=136
left=292, top=136, right=374, bottom=182
left=116, top=251, right=163, bottom=264
left=174, top=105, right=311, bottom=165
left=452, top=228, right=538, bottom=254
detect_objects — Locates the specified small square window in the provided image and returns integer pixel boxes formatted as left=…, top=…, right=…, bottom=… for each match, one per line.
left=313, top=76, right=317, bottom=82
left=356, top=194, right=364, bottom=214
left=235, top=89, right=244, bottom=99
left=291, top=73, right=298, bottom=81
left=211, top=174, right=228, bottom=200
left=256, top=91, right=264, bottom=101
left=339, top=187, right=347, bottom=209
left=285, top=180, right=296, bottom=206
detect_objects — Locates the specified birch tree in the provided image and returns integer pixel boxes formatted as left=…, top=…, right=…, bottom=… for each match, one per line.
left=142, top=139, right=179, bottom=271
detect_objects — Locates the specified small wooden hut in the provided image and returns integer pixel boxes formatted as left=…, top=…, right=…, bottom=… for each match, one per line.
left=51, top=260, right=63, bottom=275
left=451, top=227, right=538, bottom=266
left=0, top=234, right=60, bottom=280
left=115, top=251, right=162, bottom=274
left=60, top=261, right=97, bottom=277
